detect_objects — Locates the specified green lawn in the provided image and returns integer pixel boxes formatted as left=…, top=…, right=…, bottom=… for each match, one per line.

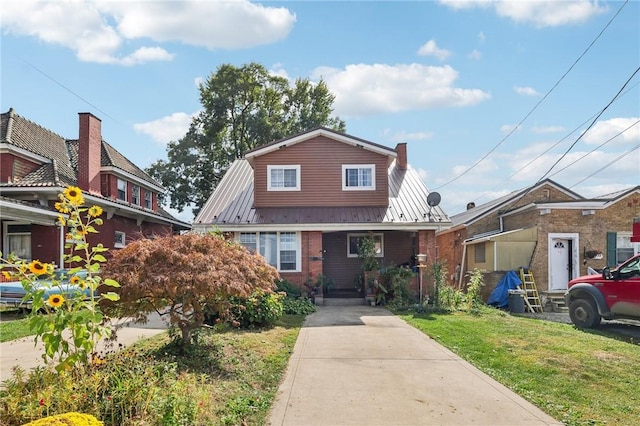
left=0, top=309, right=30, bottom=343
left=398, top=308, right=640, bottom=426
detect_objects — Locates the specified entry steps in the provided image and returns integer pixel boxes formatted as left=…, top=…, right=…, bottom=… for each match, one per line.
left=518, top=267, right=544, bottom=313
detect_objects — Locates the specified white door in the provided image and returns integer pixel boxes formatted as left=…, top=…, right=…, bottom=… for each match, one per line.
left=549, top=238, right=569, bottom=291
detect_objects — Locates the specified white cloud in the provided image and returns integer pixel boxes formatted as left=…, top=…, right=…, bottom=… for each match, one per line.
left=439, top=0, right=606, bottom=27
left=514, top=86, right=540, bottom=96
left=581, top=117, right=640, bottom=146
left=0, top=0, right=296, bottom=65
left=417, top=40, right=452, bottom=61
left=389, top=131, right=434, bottom=143
left=313, top=63, right=490, bottom=117
left=500, top=124, right=520, bottom=134
left=468, top=49, right=482, bottom=60
left=134, top=112, right=195, bottom=144
left=532, top=125, right=565, bottom=134
left=477, top=31, right=486, bottom=42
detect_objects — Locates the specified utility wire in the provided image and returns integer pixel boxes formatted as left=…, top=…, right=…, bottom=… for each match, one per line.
left=570, top=144, right=640, bottom=188
left=549, top=119, right=640, bottom=178
left=432, top=0, right=630, bottom=191
left=507, top=82, right=639, bottom=181
left=14, top=54, right=121, bottom=124
left=511, top=65, right=640, bottom=205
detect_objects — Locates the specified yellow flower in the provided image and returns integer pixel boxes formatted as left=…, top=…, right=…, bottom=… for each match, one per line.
left=28, top=260, right=48, bottom=276
left=47, top=294, right=65, bottom=308
left=2, top=271, right=12, bottom=280
left=57, top=215, right=66, bottom=226
left=87, top=205, right=103, bottom=217
left=64, top=186, right=84, bottom=206
left=70, top=276, right=80, bottom=284
left=54, top=202, right=69, bottom=213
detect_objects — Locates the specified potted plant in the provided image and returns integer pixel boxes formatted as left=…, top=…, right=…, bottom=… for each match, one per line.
left=357, top=236, right=381, bottom=305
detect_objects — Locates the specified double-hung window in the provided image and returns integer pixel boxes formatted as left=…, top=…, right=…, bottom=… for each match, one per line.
left=342, top=165, right=375, bottom=190
left=132, top=185, right=140, bottom=205
left=267, top=165, right=300, bottom=191
left=239, top=231, right=300, bottom=272
left=117, top=178, right=127, bottom=201
left=144, top=191, right=152, bottom=209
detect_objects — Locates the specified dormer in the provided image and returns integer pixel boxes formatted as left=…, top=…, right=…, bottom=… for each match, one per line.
left=246, top=128, right=398, bottom=208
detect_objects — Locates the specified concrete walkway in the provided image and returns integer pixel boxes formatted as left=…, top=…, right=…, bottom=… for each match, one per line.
left=268, top=306, right=562, bottom=426
left=0, top=313, right=168, bottom=385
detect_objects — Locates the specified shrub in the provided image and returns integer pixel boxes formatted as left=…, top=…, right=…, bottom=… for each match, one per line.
left=275, top=279, right=302, bottom=298
left=281, top=297, right=316, bottom=315
left=226, top=290, right=285, bottom=328
left=102, top=233, right=279, bottom=345
left=22, top=412, right=103, bottom=426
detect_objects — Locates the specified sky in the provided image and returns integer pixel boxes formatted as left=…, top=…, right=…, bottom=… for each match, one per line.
left=2, top=0, right=639, bottom=222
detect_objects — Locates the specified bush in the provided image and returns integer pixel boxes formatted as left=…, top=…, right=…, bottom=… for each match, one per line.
left=22, top=412, right=102, bottom=426
left=226, top=290, right=285, bottom=328
left=275, top=279, right=302, bottom=298
left=281, top=297, right=316, bottom=315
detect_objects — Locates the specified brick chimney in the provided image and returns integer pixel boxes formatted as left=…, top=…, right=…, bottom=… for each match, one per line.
left=78, top=112, right=102, bottom=194
left=395, top=143, right=407, bottom=170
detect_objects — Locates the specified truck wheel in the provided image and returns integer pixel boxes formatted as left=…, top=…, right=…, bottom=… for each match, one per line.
left=569, top=298, right=601, bottom=328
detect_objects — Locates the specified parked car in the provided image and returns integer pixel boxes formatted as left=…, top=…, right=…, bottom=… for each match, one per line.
left=0, top=269, right=91, bottom=310
left=565, top=253, right=640, bottom=328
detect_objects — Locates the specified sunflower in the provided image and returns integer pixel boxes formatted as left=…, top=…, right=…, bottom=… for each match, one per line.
left=63, top=186, right=84, bottom=206
left=54, top=202, right=69, bottom=214
left=28, top=260, right=48, bottom=276
left=47, top=294, right=65, bottom=308
left=2, top=271, right=13, bottom=280
left=87, top=205, right=103, bottom=217
left=70, top=276, right=80, bottom=284
left=57, top=215, right=66, bottom=226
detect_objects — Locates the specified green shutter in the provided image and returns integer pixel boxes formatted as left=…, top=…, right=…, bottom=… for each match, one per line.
left=606, top=232, right=617, bottom=266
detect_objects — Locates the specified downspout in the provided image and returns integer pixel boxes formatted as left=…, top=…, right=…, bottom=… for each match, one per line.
left=458, top=242, right=467, bottom=289
left=58, top=223, right=64, bottom=268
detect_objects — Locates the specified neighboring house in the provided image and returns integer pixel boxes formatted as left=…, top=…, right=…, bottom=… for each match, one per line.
left=0, top=108, right=190, bottom=269
left=193, top=127, right=451, bottom=300
left=437, top=179, right=640, bottom=302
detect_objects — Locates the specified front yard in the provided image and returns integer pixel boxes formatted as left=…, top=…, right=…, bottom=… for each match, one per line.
left=399, top=307, right=639, bottom=426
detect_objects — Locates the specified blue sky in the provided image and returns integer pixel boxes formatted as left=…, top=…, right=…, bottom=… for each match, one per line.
left=2, top=0, right=639, bottom=221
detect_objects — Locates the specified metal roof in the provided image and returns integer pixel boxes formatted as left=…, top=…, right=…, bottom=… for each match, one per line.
left=194, top=158, right=451, bottom=231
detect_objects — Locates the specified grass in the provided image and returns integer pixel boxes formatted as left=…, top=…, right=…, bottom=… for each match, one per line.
left=0, top=314, right=304, bottom=426
left=0, top=309, right=31, bottom=342
left=397, top=307, right=640, bottom=426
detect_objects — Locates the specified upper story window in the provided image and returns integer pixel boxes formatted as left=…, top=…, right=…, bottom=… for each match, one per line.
left=267, top=165, right=300, bottom=191
left=144, top=190, right=152, bottom=209
left=342, top=165, right=375, bottom=190
left=132, top=185, right=140, bottom=206
left=117, top=178, right=127, bottom=201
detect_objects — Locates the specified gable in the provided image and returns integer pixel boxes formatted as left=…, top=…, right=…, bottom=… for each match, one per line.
left=253, top=135, right=390, bottom=208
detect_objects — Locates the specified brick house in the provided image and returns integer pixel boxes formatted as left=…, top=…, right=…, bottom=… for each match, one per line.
left=437, top=179, right=640, bottom=302
left=0, top=108, right=190, bottom=269
left=193, top=127, right=451, bottom=302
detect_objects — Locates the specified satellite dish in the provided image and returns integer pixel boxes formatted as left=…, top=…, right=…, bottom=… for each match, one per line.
left=427, top=192, right=441, bottom=207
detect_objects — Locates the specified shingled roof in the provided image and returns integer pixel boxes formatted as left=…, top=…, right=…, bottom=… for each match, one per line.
left=1, top=109, right=161, bottom=188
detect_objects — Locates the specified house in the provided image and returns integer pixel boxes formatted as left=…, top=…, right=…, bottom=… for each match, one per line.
left=436, top=179, right=640, bottom=304
left=0, top=108, right=190, bottom=269
left=193, top=127, right=451, bottom=302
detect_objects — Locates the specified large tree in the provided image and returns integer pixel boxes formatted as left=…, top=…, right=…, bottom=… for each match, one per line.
left=147, top=62, right=346, bottom=216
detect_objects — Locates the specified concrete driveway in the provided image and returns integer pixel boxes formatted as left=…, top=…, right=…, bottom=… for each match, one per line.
left=268, top=306, right=561, bottom=426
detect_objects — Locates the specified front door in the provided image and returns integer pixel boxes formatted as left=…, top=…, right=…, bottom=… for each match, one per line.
left=549, top=238, right=572, bottom=291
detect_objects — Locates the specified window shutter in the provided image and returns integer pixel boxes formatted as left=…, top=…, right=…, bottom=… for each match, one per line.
left=606, top=232, right=617, bottom=266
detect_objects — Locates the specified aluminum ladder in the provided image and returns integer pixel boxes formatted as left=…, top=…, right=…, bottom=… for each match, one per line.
left=518, top=267, right=543, bottom=313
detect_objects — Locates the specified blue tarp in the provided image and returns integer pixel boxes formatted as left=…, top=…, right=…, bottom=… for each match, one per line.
left=487, top=270, right=523, bottom=309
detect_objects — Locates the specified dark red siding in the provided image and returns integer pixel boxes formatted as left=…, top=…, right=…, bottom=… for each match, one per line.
left=253, top=136, right=389, bottom=208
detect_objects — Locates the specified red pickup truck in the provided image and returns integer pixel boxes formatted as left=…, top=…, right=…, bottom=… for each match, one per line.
left=565, top=253, right=640, bottom=328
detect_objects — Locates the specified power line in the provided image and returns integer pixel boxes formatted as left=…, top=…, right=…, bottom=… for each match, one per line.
left=549, top=119, right=640, bottom=179
left=569, top=144, right=640, bottom=188
left=14, top=54, right=121, bottom=124
left=432, top=0, right=630, bottom=191
left=511, top=65, right=640, bottom=205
